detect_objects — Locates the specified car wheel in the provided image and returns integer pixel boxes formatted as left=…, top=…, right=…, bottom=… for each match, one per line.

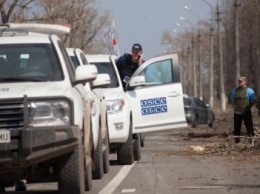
left=57, top=139, right=85, bottom=194
left=192, top=115, right=198, bottom=128
left=117, top=122, right=134, bottom=165
left=133, top=134, right=141, bottom=161
left=140, top=133, right=145, bottom=147
left=103, top=127, right=110, bottom=174
left=92, top=126, right=104, bottom=180
left=208, top=115, right=214, bottom=128
left=84, top=153, right=93, bottom=191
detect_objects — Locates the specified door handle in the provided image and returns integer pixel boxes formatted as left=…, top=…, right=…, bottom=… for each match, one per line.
left=168, top=91, right=180, bottom=97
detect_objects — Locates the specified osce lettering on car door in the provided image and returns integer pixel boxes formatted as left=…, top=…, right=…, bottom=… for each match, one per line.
left=141, top=97, right=167, bottom=115
left=126, top=54, right=187, bottom=134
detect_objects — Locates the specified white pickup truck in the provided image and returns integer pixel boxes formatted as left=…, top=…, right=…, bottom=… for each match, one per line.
left=0, top=24, right=97, bottom=193
left=86, top=54, right=187, bottom=165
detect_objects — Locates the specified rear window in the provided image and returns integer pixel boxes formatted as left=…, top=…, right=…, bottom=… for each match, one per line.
left=0, top=44, right=63, bottom=81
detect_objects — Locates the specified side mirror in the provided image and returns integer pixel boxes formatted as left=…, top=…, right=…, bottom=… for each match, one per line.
left=92, top=73, right=111, bottom=88
left=74, top=65, right=97, bottom=84
left=129, top=75, right=145, bottom=87
left=126, top=75, right=145, bottom=91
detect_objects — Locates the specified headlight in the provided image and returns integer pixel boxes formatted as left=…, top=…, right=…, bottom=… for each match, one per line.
left=106, top=99, right=124, bottom=114
left=29, top=100, right=71, bottom=127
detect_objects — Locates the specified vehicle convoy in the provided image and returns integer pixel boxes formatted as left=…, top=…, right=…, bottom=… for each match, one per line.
left=66, top=48, right=111, bottom=179
left=0, top=23, right=98, bottom=193
left=86, top=54, right=188, bottom=165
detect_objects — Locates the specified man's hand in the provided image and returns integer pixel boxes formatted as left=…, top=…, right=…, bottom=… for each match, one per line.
left=137, top=52, right=143, bottom=66
left=132, top=50, right=144, bottom=65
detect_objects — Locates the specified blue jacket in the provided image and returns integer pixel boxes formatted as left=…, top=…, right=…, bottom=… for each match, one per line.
left=116, top=53, right=143, bottom=89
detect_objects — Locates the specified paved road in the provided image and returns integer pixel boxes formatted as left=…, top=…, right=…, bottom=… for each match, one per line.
left=91, top=130, right=260, bottom=194
left=5, top=129, right=260, bottom=194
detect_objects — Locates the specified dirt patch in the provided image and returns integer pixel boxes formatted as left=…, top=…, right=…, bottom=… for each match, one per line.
left=153, top=108, right=260, bottom=161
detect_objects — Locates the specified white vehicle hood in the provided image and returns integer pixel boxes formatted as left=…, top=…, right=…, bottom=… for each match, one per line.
left=0, top=82, right=69, bottom=98
left=102, top=88, right=123, bottom=101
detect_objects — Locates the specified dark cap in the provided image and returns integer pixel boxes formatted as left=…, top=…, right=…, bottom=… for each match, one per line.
left=132, top=43, right=142, bottom=52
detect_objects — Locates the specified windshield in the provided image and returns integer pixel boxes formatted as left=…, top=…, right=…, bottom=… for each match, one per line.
left=0, top=44, right=63, bottom=82
left=92, top=62, right=119, bottom=88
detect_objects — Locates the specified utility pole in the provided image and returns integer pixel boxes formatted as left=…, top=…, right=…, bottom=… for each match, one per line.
left=234, top=0, right=240, bottom=83
left=183, top=6, right=201, bottom=99
left=180, top=49, right=185, bottom=90
left=179, top=17, right=197, bottom=97
left=198, top=30, right=202, bottom=100
left=188, top=45, right=192, bottom=95
left=192, top=35, right=197, bottom=97
left=216, top=1, right=226, bottom=112
left=202, top=0, right=215, bottom=108
left=209, top=26, right=214, bottom=108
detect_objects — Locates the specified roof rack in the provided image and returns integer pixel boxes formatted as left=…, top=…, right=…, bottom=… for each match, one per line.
left=0, top=23, right=70, bottom=35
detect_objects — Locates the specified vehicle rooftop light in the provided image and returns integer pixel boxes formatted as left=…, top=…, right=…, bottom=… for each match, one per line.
left=0, top=23, right=70, bottom=35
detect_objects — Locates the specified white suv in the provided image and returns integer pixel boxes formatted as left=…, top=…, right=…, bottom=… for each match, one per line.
left=66, top=48, right=110, bottom=179
left=86, top=54, right=134, bottom=164
left=0, top=24, right=97, bottom=193
left=86, top=54, right=187, bottom=165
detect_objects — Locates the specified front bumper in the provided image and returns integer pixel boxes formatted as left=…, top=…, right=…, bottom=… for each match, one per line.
left=107, top=113, right=129, bottom=143
left=0, top=126, right=81, bottom=168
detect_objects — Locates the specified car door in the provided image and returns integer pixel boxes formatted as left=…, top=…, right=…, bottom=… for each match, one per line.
left=196, top=98, right=207, bottom=123
left=126, top=54, right=187, bottom=134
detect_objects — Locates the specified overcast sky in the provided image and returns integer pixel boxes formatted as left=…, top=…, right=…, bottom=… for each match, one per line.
left=97, top=0, right=218, bottom=59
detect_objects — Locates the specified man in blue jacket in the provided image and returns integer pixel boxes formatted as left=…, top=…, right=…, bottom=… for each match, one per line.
left=230, top=76, right=256, bottom=143
left=116, top=43, right=145, bottom=90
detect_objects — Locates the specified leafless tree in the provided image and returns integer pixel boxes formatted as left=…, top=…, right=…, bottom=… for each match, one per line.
left=0, top=0, right=111, bottom=54
left=162, top=0, right=260, bottom=112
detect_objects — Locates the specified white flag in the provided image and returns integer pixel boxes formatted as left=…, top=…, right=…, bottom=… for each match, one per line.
left=104, top=20, right=120, bottom=56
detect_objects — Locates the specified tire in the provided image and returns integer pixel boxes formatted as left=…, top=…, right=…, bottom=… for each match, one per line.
left=84, top=112, right=93, bottom=191
left=103, top=127, right=110, bottom=174
left=92, top=126, right=104, bottom=180
left=140, top=133, right=145, bottom=147
left=208, top=115, right=214, bottom=128
left=84, top=154, right=92, bottom=191
left=133, top=134, right=141, bottom=161
left=192, top=116, right=198, bottom=128
left=117, top=122, right=134, bottom=165
left=208, top=117, right=214, bottom=128
left=57, top=139, right=85, bottom=194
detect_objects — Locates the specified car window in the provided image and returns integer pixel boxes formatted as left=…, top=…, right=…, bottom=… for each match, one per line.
left=80, top=53, right=88, bottom=65
left=184, top=97, right=192, bottom=105
left=138, top=59, right=173, bottom=86
left=70, top=56, right=80, bottom=69
left=0, top=43, right=63, bottom=81
left=92, top=62, right=119, bottom=88
left=194, top=98, right=206, bottom=107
